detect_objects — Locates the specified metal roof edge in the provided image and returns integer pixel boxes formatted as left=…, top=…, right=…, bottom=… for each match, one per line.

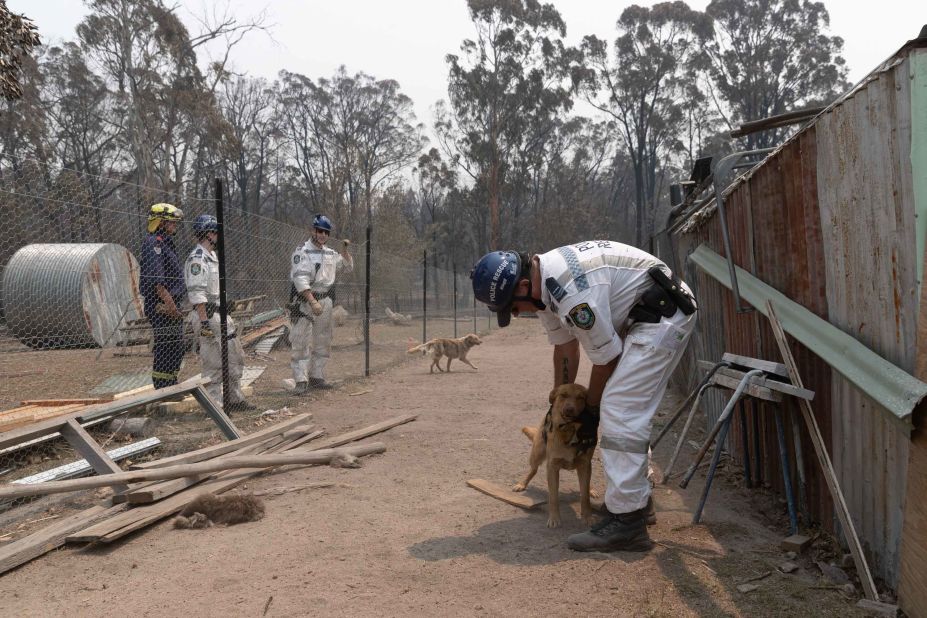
left=690, top=245, right=927, bottom=432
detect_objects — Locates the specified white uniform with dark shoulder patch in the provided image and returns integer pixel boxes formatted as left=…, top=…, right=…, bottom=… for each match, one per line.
left=288, top=239, right=354, bottom=383
left=184, top=243, right=246, bottom=405
left=535, top=241, right=697, bottom=514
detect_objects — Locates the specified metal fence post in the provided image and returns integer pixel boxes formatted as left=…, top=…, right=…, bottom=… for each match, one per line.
left=453, top=263, right=458, bottom=338
left=364, top=224, right=371, bottom=377
left=422, top=250, right=427, bottom=343
left=214, top=178, right=231, bottom=412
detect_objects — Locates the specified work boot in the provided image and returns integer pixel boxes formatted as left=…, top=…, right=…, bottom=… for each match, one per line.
left=226, top=400, right=257, bottom=413
left=293, top=381, right=310, bottom=395
left=645, top=496, right=657, bottom=526
left=307, top=377, right=335, bottom=390
left=567, top=507, right=654, bottom=553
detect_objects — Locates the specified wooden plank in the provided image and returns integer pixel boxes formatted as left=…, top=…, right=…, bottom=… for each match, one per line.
left=125, top=431, right=323, bottom=504
left=722, top=353, right=789, bottom=378
left=69, top=416, right=415, bottom=543
left=20, top=398, right=112, bottom=406
left=0, top=503, right=127, bottom=575
left=303, top=414, right=417, bottom=452
left=466, top=479, right=546, bottom=509
left=133, top=413, right=311, bottom=469
left=765, top=300, right=879, bottom=600
left=0, top=378, right=209, bottom=450
left=59, top=419, right=129, bottom=494
left=190, top=386, right=240, bottom=440
left=0, top=443, right=386, bottom=500
left=698, top=361, right=814, bottom=400
left=70, top=432, right=359, bottom=544
left=709, top=371, right=784, bottom=402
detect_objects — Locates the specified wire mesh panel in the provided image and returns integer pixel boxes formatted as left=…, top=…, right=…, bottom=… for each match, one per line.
left=0, top=155, right=480, bottom=533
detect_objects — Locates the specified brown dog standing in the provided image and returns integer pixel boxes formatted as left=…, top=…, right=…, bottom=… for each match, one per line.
left=513, top=383, right=599, bottom=528
left=407, top=333, right=481, bottom=373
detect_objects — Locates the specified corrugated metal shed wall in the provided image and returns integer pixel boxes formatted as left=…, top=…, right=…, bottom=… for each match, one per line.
left=813, top=56, right=915, bottom=586
left=670, top=53, right=917, bottom=586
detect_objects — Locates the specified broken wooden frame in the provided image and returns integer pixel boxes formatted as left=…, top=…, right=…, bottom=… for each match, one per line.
left=0, top=377, right=240, bottom=495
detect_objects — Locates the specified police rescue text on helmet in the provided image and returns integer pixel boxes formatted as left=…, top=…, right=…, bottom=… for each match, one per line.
left=470, top=251, right=521, bottom=327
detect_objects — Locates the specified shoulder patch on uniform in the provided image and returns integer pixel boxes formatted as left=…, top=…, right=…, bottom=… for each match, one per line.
left=153, top=246, right=162, bottom=255
left=190, top=263, right=201, bottom=275
left=293, top=254, right=301, bottom=264
left=568, top=303, right=596, bottom=330
left=545, top=277, right=567, bottom=302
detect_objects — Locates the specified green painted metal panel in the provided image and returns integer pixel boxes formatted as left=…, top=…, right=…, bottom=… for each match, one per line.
left=690, top=244, right=927, bottom=430
left=913, top=49, right=927, bottom=296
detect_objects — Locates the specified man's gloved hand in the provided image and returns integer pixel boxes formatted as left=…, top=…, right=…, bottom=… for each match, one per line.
left=200, top=320, right=214, bottom=337
left=310, top=298, right=324, bottom=316
left=586, top=404, right=600, bottom=418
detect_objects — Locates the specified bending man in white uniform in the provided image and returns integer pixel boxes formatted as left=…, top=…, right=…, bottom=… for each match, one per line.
left=185, top=214, right=254, bottom=412
left=289, top=214, right=353, bottom=392
left=471, top=241, right=696, bottom=552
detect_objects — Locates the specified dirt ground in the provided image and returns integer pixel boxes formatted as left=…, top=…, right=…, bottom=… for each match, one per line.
left=0, top=319, right=873, bottom=617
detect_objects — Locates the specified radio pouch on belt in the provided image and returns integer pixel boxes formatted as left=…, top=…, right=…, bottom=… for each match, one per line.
left=647, top=266, right=696, bottom=315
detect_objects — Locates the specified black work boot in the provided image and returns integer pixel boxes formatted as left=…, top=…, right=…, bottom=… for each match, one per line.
left=293, top=381, right=310, bottom=395
left=645, top=496, right=657, bottom=526
left=307, top=377, right=334, bottom=390
left=567, top=507, right=654, bottom=552
left=226, top=400, right=257, bottom=413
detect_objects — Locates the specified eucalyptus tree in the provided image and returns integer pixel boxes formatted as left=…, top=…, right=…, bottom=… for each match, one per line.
left=580, top=1, right=712, bottom=247
left=704, top=0, right=849, bottom=149
left=443, top=0, right=578, bottom=251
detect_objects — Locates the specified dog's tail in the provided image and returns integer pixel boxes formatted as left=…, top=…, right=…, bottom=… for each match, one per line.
left=521, top=426, right=538, bottom=441
left=407, top=343, right=429, bottom=355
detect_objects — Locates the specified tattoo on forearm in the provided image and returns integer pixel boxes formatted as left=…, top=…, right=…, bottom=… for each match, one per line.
left=561, top=358, right=570, bottom=384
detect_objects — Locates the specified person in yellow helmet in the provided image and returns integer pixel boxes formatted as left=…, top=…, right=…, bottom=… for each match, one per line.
left=139, top=203, right=186, bottom=389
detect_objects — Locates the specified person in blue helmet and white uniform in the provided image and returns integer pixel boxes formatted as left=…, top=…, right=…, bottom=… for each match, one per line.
left=288, top=214, right=353, bottom=393
left=184, top=214, right=255, bottom=412
left=471, top=241, right=697, bottom=553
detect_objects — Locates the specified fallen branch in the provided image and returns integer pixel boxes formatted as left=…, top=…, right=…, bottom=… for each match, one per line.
left=0, top=443, right=385, bottom=500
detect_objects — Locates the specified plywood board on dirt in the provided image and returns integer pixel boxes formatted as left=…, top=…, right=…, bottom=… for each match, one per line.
left=467, top=479, right=547, bottom=509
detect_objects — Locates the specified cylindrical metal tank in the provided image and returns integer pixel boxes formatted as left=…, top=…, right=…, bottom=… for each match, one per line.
left=1, top=243, right=145, bottom=348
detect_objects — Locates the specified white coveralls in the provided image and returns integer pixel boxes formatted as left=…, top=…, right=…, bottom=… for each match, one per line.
left=535, top=241, right=697, bottom=515
left=289, top=239, right=353, bottom=383
left=184, top=243, right=246, bottom=405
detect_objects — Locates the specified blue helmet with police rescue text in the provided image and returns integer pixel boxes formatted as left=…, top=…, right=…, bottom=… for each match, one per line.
left=470, top=251, right=521, bottom=327
left=192, top=214, right=218, bottom=236
left=313, top=214, right=333, bottom=232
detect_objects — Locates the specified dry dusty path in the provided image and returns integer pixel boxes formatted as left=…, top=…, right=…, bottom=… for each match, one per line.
left=0, top=320, right=867, bottom=617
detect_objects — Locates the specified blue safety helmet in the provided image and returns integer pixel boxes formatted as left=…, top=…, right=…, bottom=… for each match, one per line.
left=313, top=214, right=333, bottom=232
left=192, top=214, right=218, bottom=236
left=470, top=251, right=521, bottom=327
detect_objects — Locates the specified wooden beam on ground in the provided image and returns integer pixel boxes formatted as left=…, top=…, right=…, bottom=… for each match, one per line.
left=69, top=415, right=415, bottom=544
left=59, top=419, right=129, bottom=493
left=0, top=503, right=127, bottom=575
left=190, top=386, right=240, bottom=440
left=765, top=300, right=878, bottom=601
left=124, top=431, right=324, bottom=504
left=20, top=398, right=113, bottom=406
left=467, top=479, right=546, bottom=509
left=1, top=443, right=386, bottom=500
left=69, top=430, right=357, bottom=544
left=133, top=414, right=312, bottom=469
left=0, top=378, right=209, bottom=451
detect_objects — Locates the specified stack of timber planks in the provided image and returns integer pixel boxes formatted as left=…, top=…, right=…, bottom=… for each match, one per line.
left=0, top=413, right=415, bottom=574
left=0, top=398, right=113, bottom=434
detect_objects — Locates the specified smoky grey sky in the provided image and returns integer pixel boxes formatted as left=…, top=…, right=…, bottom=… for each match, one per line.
left=9, top=0, right=923, bottom=127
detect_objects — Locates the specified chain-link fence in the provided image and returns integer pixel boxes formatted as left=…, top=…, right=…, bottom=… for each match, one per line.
left=0, top=155, right=491, bottom=536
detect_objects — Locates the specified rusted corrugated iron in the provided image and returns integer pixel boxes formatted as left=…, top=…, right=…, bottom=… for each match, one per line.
left=668, top=49, right=921, bottom=587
